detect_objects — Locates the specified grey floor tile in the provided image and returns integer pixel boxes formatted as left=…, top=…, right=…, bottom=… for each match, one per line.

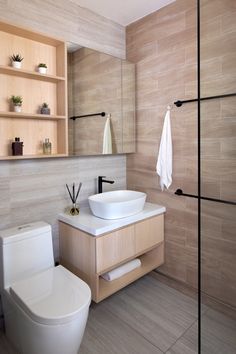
left=79, top=304, right=162, bottom=354
left=201, top=308, right=236, bottom=354
left=166, top=321, right=198, bottom=354
left=0, top=275, right=235, bottom=354
left=97, top=275, right=198, bottom=352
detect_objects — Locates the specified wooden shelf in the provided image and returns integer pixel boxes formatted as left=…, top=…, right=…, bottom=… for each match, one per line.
left=0, top=65, right=65, bottom=83
left=0, top=111, right=66, bottom=120
left=0, top=153, right=68, bottom=161
left=0, top=21, right=63, bottom=46
left=0, top=20, right=68, bottom=159
left=97, top=244, right=164, bottom=302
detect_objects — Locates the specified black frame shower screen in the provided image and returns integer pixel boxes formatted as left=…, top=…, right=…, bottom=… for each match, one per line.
left=174, top=1, right=236, bottom=353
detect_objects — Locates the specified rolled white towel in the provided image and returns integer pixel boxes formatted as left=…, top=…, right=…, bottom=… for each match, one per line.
left=101, top=258, right=141, bottom=281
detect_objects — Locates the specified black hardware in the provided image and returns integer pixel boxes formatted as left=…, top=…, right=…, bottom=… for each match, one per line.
left=174, top=92, right=236, bottom=107
left=98, top=176, right=114, bottom=194
left=197, top=1, right=201, bottom=352
left=66, top=182, right=82, bottom=204
left=70, top=112, right=106, bottom=120
left=175, top=189, right=236, bottom=206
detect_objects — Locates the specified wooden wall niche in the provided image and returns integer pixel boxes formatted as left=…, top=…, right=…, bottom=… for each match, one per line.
left=0, top=21, right=68, bottom=160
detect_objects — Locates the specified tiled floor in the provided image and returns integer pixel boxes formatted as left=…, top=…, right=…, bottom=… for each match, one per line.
left=0, top=274, right=236, bottom=354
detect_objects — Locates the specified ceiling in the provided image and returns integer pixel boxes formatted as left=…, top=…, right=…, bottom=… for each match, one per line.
left=71, top=0, right=176, bottom=26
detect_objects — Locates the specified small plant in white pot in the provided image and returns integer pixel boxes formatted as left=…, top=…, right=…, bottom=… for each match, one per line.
left=38, top=63, right=47, bottom=74
left=11, top=54, right=24, bottom=69
left=40, top=102, right=50, bottom=115
left=11, top=95, right=23, bottom=113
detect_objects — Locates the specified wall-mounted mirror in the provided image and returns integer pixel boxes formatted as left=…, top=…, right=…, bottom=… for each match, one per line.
left=67, top=43, right=135, bottom=156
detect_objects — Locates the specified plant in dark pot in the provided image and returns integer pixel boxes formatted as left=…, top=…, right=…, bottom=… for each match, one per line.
left=41, top=102, right=50, bottom=115
left=11, top=54, right=24, bottom=69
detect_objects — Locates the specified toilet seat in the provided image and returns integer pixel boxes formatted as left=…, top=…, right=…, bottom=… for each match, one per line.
left=9, top=265, right=91, bottom=325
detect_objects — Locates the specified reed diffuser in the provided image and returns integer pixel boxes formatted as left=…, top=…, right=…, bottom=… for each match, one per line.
left=66, top=182, right=82, bottom=215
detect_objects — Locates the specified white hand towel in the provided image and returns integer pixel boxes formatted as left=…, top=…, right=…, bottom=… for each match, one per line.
left=101, top=258, right=141, bottom=281
left=102, top=114, right=112, bottom=154
left=156, top=107, right=172, bottom=191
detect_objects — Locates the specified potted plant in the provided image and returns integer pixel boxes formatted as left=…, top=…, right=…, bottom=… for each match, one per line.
left=11, top=95, right=23, bottom=112
left=38, top=63, right=47, bottom=74
left=40, top=102, right=50, bottom=115
left=11, top=54, right=23, bottom=69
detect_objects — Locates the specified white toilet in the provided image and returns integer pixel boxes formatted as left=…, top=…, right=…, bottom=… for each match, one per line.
left=0, top=221, right=91, bottom=354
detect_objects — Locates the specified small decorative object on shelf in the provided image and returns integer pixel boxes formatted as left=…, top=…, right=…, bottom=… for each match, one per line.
left=43, top=138, right=52, bottom=154
left=12, top=137, right=24, bottom=156
left=66, top=182, right=82, bottom=216
left=11, top=95, right=23, bottom=112
left=11, top=54, right=23, bottom=69
left=38, top=63, right=47, bottom=74
left=40, top=102, right=50, bottom=115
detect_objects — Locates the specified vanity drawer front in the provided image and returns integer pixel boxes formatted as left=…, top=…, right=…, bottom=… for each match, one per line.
left=96, top=225, right=135, bottom=273
left=135, top=215, right=164, bottom=253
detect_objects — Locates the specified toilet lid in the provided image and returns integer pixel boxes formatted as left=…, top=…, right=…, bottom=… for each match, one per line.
left=10, top=265, right=91, bottom=325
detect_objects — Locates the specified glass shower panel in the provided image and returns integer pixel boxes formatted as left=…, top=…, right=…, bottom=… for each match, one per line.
left=200, top=0, right=236, bottom=353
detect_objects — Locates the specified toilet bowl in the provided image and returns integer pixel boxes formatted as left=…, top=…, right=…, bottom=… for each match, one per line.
left=0, top=222, right=91, bottom=354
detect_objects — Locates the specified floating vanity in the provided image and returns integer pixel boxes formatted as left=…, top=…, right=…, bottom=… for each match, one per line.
left=58, top=202, right=165, bottom=302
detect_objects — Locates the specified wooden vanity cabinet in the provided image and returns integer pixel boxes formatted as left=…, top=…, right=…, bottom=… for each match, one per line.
left=59, top=214, right=164, bottom=302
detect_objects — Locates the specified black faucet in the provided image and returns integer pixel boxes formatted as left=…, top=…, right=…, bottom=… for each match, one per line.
left=98, top=176, right=114, bottom=193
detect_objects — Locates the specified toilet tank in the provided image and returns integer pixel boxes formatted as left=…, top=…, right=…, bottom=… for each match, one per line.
left=0, top=222, right=54, bottom=291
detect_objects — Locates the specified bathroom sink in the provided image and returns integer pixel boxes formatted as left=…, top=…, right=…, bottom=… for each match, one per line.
left=88, top=190, right=147, bottom=220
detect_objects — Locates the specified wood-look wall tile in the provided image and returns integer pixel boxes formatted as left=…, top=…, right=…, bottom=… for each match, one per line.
left=0, top=0, right=125, bottom=59
left=0, top=155, right=126, bottom=259
left=221, top=10, right=236, bottom=34
left=127, top=0, right=236, bottom=307
left=157, top=27, right=196, bottom=55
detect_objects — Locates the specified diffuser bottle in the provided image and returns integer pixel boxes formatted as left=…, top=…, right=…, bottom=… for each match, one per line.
left=12, top=137, right=23, bottom=156
left=43, top=138, right=52, bottom=154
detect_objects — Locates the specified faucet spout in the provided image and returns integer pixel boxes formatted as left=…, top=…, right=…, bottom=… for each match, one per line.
left=98, top=176, right=115, bottom=193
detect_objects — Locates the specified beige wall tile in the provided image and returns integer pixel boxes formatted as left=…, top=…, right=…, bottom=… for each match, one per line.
left=127, top=0, right=236, bottom=308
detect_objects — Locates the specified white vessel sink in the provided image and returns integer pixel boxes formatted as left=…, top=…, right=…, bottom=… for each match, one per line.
left=88, top=190, right=147, bottom=220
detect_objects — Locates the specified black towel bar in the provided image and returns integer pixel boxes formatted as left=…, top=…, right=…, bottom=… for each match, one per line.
left=70, top=112, right=106, bottom=120
left=174, top=92, right=236, bottom=107
left=175, top=189, right=236, bottom=206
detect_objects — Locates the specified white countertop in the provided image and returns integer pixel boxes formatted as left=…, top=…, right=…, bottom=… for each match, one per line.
left=58, top=202, right=166, bottom=236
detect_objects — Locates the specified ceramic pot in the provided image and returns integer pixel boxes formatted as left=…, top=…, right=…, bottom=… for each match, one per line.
left=14, top=106, right=22, bottom=113
left=12, top=61, right=22, bottom=69
left=38, top=67, right=47, bottom=74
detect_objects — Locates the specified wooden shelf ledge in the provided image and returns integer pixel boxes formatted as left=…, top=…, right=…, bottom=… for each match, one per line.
left=0, top=65, right=65, bottom=83
left=0, top=154, right=68, bottom=161
left=0, top=111, right=67, bottom=120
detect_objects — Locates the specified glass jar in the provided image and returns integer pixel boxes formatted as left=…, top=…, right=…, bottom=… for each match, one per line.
left=43, top=138, right=52, bottom=154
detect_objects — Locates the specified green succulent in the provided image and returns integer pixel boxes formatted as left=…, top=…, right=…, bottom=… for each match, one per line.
left=42, top=102, right=49, bottom=108
left=11, top=54, right=24, bottom=62
left=38, top=63, right=47, bottom=68
left=11, top=95, right=23, bottom=106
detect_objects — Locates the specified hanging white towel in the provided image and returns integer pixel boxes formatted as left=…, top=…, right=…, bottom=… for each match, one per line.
left=102, top=114, right=112, bottom=154
left=156, top=107, right=172, bottom=191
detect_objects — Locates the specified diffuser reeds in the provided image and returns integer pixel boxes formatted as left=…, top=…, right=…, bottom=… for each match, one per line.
left=66, top=182, right=82, bottom=215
